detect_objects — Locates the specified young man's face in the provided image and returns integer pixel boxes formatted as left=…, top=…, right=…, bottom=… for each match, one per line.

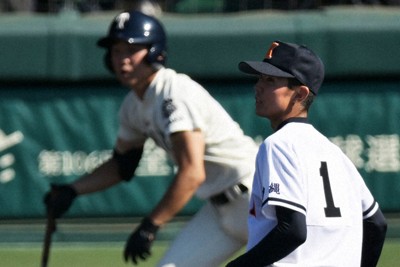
left=110, top=41, right=153, bottom=88
left=254, top=75, right=297, bottom=127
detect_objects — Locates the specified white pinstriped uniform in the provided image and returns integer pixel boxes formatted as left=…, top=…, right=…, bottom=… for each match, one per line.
left=248, top=121, right=378, bottom=266
left=118, top=67, right=258, bottom=267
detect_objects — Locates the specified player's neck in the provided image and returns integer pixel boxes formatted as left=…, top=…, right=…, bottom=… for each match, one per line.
left=271, top=112, right=308, bottom=131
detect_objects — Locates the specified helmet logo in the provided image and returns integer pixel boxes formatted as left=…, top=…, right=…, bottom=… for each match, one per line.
left=115, top=12, right=130, bottom=29
left=144, top=23, right=151, bottom=37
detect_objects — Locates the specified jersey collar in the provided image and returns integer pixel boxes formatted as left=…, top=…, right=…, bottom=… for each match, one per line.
left=276, top=117, right=309, bottom=131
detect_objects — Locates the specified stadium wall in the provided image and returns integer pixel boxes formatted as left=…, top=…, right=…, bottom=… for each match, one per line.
left=0, top=7, right=399, bottom=219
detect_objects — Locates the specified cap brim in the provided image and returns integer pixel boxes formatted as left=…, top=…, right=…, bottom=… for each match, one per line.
left=239, top=61, right=295, bottom=78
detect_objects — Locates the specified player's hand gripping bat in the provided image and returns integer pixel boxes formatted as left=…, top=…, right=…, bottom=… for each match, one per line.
left=41, top=184, right=77, bottom=267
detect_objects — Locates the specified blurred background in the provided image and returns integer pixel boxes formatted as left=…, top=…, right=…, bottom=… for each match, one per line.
left=1, top=0, right=400, bottom=13
left=0, top=1, right=400, bottom=265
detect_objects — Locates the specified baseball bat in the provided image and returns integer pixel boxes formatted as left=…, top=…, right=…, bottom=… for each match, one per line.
left=41, top=212, right=56, bottom=267
left=41, top=188, right=58, bottom=267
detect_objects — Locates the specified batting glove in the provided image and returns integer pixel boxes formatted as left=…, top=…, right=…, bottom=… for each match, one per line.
left=124, top=217, right=159, bottom=265
left=44, top=184, right=77, bottom=218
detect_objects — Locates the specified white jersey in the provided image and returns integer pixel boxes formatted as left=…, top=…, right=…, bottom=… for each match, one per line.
left=248, top=120, right=378, bottom=266
left=117, top=68, right=258, bottom=199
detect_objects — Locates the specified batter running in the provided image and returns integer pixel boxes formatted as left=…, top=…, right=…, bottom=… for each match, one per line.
left=44, top=10, right=258, bottom=267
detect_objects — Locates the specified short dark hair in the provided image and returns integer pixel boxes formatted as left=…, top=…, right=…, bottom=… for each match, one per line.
left=287, top=78, right=315, bottom=110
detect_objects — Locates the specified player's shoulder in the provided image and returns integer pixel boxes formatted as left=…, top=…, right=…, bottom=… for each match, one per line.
left=159, top=68, right=209, bottom=101
left=262, top=130, right=292, bottom=154
left=266, top=122, right=307, bottom=141
left=264, top=122, right=324, bottom=150
left=162, top=68, right=197, bottom=85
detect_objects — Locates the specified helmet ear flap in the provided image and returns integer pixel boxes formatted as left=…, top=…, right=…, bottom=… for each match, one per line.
left=147, top=43, right=167, bottom=65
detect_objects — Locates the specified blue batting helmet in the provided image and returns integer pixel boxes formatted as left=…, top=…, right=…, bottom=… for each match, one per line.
left=97, top=10, right=167, bottom=71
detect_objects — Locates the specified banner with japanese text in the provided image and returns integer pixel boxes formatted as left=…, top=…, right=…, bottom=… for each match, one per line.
left=0, top=79, right=399, bottom=219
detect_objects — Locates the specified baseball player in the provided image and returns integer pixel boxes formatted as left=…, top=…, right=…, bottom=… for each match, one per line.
left=44, top=10, right=258, bottom=267
left=226, top=41, right=387, bottom=267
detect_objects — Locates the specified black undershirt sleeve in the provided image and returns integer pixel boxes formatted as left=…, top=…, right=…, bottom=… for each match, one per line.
left=112, top=147, right=143, bottom=181
left=361, top=208, right=387, bottom=267
left=226, top=206, right=307, bottom=267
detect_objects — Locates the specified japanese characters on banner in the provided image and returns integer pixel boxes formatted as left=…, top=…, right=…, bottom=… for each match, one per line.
left=0, top=80, right=399, bottom=218
left=331, top=134, right=400, bottom=173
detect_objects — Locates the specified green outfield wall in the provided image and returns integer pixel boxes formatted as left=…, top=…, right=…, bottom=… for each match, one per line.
left=0, top=7, right=400, bottom=219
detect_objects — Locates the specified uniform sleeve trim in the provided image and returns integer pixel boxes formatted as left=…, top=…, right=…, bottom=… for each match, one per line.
left=363, top=200, right=379, bottom=219
left=264, top=197, right=306, bottom=213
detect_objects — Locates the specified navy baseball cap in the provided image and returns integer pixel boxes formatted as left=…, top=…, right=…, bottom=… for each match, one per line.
left=239, top=41, right=324, bottom=95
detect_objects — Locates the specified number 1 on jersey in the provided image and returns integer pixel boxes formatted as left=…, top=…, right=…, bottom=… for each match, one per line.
left=320, top=161, right=341, bottom=217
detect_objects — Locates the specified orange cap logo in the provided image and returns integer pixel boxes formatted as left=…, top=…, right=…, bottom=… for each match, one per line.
left=265, top=42, right=280, bottom=59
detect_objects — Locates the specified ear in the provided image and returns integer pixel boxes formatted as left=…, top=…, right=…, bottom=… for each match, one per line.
left=295, top=85, right=311, bottom=102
